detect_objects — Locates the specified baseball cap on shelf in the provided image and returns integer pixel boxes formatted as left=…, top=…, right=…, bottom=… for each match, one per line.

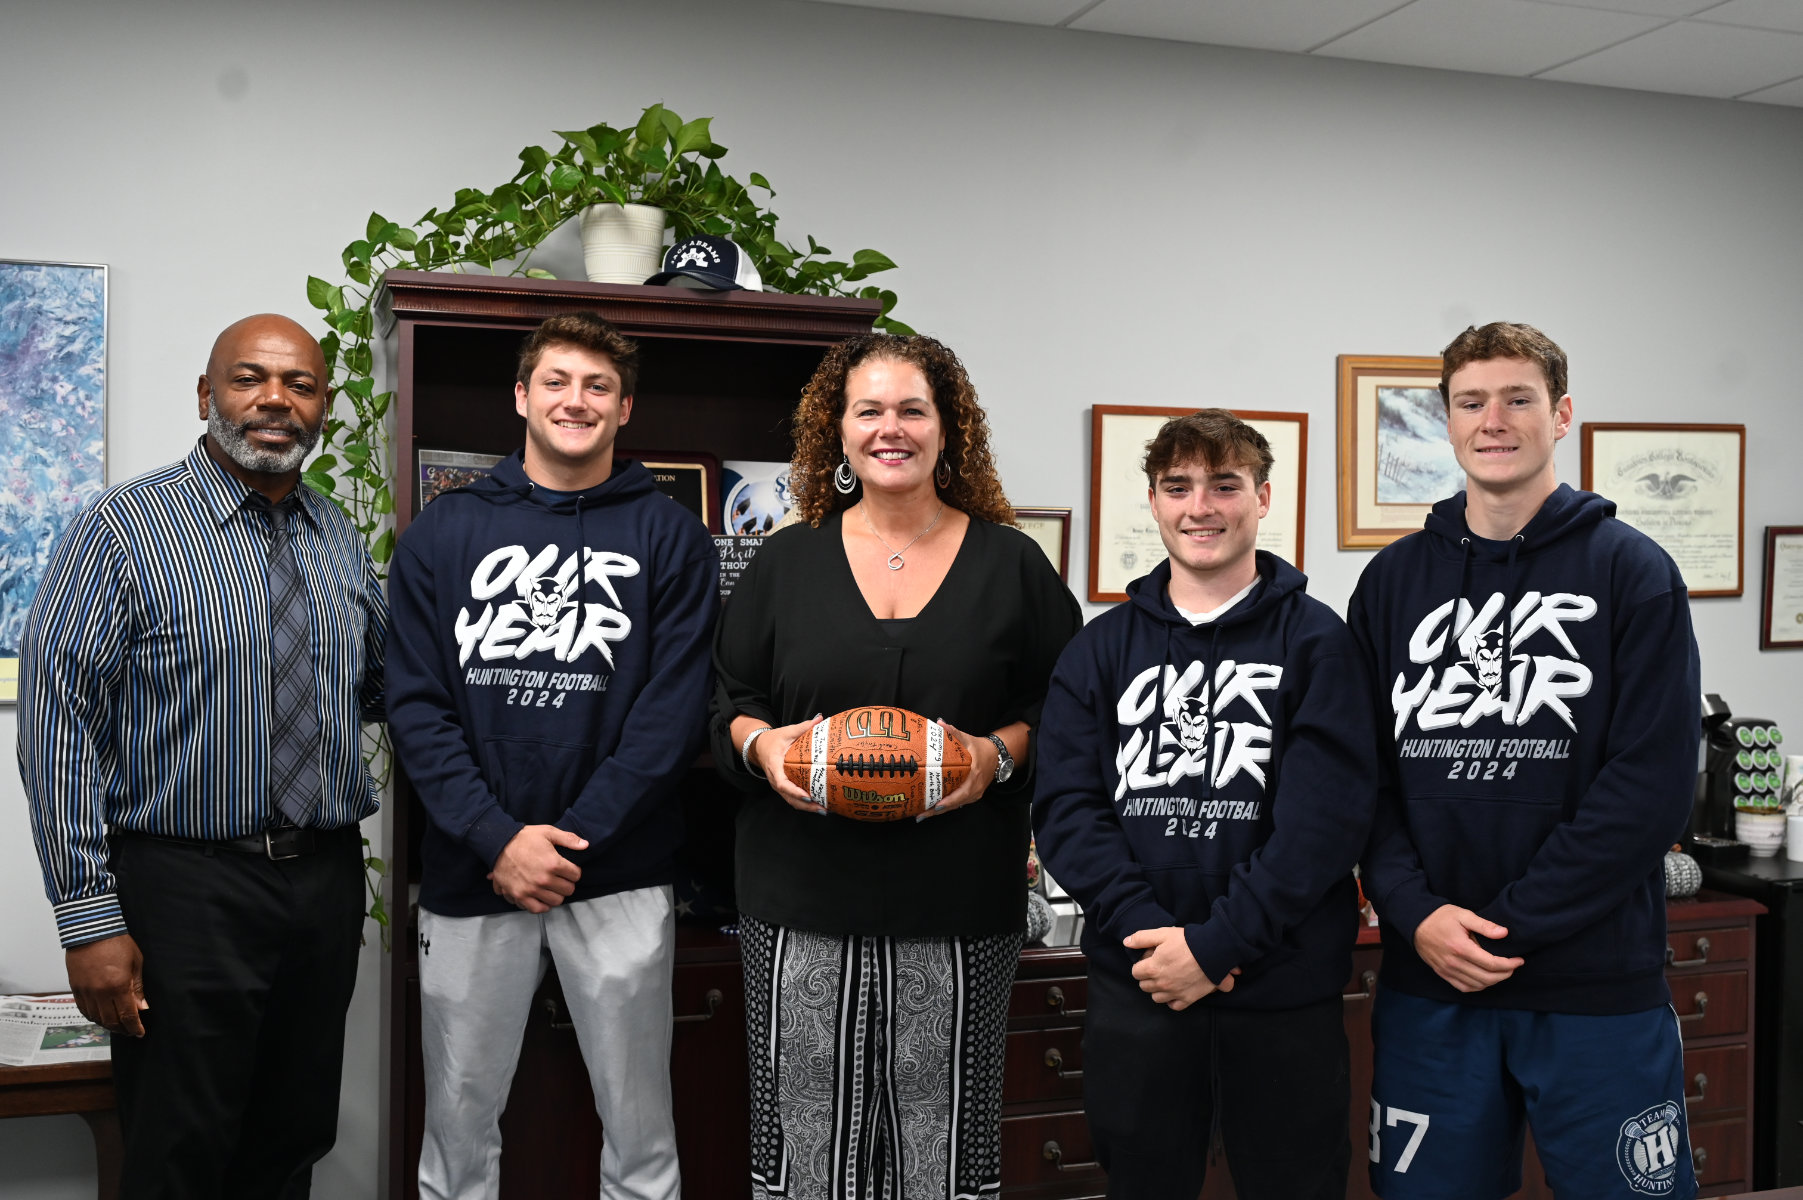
left=645, top=235, right=764, bottom=292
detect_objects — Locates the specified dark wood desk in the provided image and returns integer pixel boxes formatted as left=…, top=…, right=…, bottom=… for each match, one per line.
left=0, top=1058, right=120, bottom=1200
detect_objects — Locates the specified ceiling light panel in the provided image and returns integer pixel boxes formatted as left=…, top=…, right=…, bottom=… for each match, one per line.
left=1540, top=18, right=1803, bottom=95
left=1313, top=0, right=1665, bottom=76
left=1068, top=0, right=1411, bottom=53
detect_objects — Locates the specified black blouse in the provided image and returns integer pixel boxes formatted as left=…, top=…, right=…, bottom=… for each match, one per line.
left=710, top=511, right=1083, bottom=937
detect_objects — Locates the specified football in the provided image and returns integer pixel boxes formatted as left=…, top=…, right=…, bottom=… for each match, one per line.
left=782, top=706, right=973, bottom=821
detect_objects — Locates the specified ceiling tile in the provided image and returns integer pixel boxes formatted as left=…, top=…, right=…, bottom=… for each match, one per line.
left=1540, top=19, right=1803, bottom=95
left=1523, top=0, right=1720, bottom=17
left=1738, top=73, right=1803, bottom=102
left=1313, top=0, right=1666, bottom=76
left=1692, top=0, right=1803, bottom=33
left=796, top=0, right=1092, bottom=24
left=1069, top=0, right=1411, bottom=53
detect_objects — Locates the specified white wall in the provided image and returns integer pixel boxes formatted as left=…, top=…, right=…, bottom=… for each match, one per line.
left=4, top=0, right=1801, bottom=1194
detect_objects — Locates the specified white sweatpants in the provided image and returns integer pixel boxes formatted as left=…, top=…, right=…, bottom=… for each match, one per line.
left=417, top=885, right=680, bottom=1200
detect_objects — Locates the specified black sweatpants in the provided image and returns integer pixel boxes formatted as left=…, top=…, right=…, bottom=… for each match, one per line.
left=108, top=829, right=365, bottom=1200
left=1082, top=965, right=1351, bottom=1200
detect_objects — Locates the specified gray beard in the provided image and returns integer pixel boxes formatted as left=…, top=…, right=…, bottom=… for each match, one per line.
left=207, top=390, right=320, bottom=476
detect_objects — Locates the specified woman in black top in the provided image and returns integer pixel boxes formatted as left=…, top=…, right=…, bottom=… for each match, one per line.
left=713, top=333, right=1082, bottom=1199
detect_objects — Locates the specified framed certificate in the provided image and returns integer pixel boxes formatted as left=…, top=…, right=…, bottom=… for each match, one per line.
left=1581, top=423, right=1745, bottom=597
left=1014, top=508, right=1072, bottom=582
left=1336, top=355, right=1459, bottom=549
left=1761, top=526, right=1803, bottom=650
left=636, top=451, right=721, bottom=534
left=1088, top=406, right=1308, bottom=603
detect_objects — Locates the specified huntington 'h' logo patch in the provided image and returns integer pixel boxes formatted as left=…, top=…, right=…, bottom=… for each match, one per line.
left=1617, top=1101, right=1684, bottom=1194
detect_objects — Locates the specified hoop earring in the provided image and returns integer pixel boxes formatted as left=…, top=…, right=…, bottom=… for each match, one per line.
left=834, top=455, right=858, bottom=495
left=935, top=458, right=952, bottom=489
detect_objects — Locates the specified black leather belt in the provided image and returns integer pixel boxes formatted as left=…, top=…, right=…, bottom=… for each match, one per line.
left=122, top=826, right=352, bottom=861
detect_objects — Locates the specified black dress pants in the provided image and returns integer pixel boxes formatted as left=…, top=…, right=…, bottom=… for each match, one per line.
left=1082, top=964, right=1351, bottom=1200
left=108, top=829, right=364, bottom=1200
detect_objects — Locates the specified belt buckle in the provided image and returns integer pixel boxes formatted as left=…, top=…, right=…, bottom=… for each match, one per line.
left=264, top=829, right=302, bottom=861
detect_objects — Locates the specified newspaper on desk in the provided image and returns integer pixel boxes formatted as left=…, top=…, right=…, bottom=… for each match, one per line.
left=0, top=994, right=111, bottom=1066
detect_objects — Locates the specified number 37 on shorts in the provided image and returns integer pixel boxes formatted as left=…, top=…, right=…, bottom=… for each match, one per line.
left=1370, top=1098, right=1431, bottom=1173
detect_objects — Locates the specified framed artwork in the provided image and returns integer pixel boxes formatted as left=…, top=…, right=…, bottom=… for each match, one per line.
left=721, top=459, right=793, bottom=537
left=0, top=259, right=109, bottom=703
left=1336, top=354, right=1460, bottom=549
left=416, top=448, right=502, bottom=509
left=636, top=450, right=721, bottom=534
left=1014, top=507, right=1072, bottom=582
left=1581, top=423, right=1745, bottom=597
left=1760, top=526, right=1803, bottom=650
left=1088, top=405, right=1308, bottom=603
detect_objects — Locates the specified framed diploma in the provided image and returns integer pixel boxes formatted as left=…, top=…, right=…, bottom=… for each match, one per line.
left=1761, top=526, right=1803, bottom=650
left=1014, top=508, right=1072, bottom=582
left=1336, top=355, right=1460, bottom=549
left=1581, top=423, right=1745, bottom=597
left=635, top=451, right=721, bottom=534
left=1088, top=406, right=1308, bottom=603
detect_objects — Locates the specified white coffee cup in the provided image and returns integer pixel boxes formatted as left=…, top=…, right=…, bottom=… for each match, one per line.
left=1787, top=812, right=1803, bottom=864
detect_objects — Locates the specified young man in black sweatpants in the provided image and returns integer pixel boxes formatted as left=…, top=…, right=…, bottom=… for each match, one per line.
left=1033, top=409, right=1378, bottom=1199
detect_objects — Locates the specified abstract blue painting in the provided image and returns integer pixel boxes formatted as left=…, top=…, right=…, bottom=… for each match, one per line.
left=0, top=261, right=107, bottom=701
left=1375, top=385, right=1463, bottom=504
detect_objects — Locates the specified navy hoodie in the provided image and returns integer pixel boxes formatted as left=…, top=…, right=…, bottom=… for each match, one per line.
left=387, top=452, right=719, bottom=918
left=1352, top=484, right=1700, bottom=1014
left=1032, top=552, right=1377, bottom=1009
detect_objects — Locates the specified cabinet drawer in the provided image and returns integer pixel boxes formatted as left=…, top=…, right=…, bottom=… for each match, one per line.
left=1679, top=1044, right=1748, bottom=1120
left=1011, top=975, right=1087, bottom=1022
left=1002, top=1109, right=1104, bottom=1190
left=1664, top=926, right=1750, bottom=970
left=1004, top=1027, right=1085, bottom=1103
left=1688, top=1118, right=1746, bottom=1188
left=1670, top=971, right=1748, bottom=1040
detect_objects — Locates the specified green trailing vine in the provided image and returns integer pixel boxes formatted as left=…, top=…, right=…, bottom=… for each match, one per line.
left=303, top=104, right=910, bottom=947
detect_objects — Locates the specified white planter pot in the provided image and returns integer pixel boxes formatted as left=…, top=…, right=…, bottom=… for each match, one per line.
left=578, top=203, right=666, bottom=285
left=1735, top=809, right=1786, bottom=857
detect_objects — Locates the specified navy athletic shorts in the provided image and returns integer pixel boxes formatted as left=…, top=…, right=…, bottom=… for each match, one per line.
left=1368, top=988, right=1697, bottom=1200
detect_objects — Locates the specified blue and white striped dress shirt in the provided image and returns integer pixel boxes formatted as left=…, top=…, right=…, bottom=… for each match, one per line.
left=19, top=440, right=388, bottom=948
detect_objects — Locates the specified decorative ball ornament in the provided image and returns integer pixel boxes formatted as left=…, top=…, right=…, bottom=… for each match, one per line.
left=782, top=706, right=972, bottom=821
left=1664, top=847, right=1703, bottom=899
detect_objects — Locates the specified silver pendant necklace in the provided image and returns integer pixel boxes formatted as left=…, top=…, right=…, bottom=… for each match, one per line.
left=860, top=501, right=944, bottom=570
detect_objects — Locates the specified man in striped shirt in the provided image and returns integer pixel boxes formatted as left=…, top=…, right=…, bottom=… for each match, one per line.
left=19, top=313, right=388, bottom=1198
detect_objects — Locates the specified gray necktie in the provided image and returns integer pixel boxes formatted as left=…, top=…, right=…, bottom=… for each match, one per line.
left=251, top=494, right=322, bottom=828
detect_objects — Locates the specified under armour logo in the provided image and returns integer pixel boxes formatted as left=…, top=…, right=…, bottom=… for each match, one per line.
left=418, top=932, right=431, bottom=956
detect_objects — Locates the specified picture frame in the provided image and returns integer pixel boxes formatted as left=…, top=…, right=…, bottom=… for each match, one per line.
left=1760, top=526, right=1803, bottom=650
left=416, top=448, right=502, bottom=510
left=635, top=450, right=721, bottom=534
left=0, top=259, right=109, bottom=704
left=1581, top=423, right=1745, bottom=597
left=1088, top=405, right=1308, bottom=603
left=1013, top=507, right=1072, bottom=582
left=1336, top=354, right=1460, bottom=550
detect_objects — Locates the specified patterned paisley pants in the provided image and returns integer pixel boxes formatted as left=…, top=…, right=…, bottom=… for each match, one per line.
left=739, top=915, right=1024, bottom=1200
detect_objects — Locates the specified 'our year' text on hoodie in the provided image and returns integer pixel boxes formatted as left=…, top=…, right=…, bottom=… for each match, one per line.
left=387, top=452, right=719, bottom=918
left=1352, top=483, right=1701, bottom=1015
left=1033, top=551, right=1378, bottom=1010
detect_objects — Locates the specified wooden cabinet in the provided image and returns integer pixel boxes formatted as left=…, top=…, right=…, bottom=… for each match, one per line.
left=377, top=271, right=878, bottom=1200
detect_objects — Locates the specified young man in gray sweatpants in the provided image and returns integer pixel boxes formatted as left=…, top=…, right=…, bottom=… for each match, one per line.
left=387, top=312, right=719, bottom=1199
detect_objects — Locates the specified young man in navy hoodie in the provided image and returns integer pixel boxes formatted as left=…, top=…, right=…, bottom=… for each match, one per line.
left=388, top=312, right=718, bottom=1200
left=1353, top=323, right=1701, bottom=1200
left=1033, top=410, right=1377, bottom=1199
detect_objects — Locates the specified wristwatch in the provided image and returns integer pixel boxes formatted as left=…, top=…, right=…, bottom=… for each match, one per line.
left=987, top=734, right=1015, bottom=784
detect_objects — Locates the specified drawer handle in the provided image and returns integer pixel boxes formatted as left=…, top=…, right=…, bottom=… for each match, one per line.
left=1042, top=1140, right=1099, bottom=1172
left=1046, top=985, right=1086, bottom=1018
left=1342, top=970, right=1377, bottom=1003
left=1693, top=1146, right=1707, bottom=1170
left=674, top=988, right=723, bottom=1024
left=1044, top=1047, right=1084, bottom=1079
left=1683, top=1072, right=1708, bottom=1107
left=1677, top=992, right=1709, bottom=1024
left=1667, top=936, right=1712, bottom=968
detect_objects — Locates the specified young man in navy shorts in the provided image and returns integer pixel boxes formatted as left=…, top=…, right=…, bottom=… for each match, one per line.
left=1351, top=322, right=1701, bottom=1199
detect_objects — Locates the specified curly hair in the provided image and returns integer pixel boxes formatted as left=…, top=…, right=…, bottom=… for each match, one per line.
left=790, top=333, right=1013, bottom=527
